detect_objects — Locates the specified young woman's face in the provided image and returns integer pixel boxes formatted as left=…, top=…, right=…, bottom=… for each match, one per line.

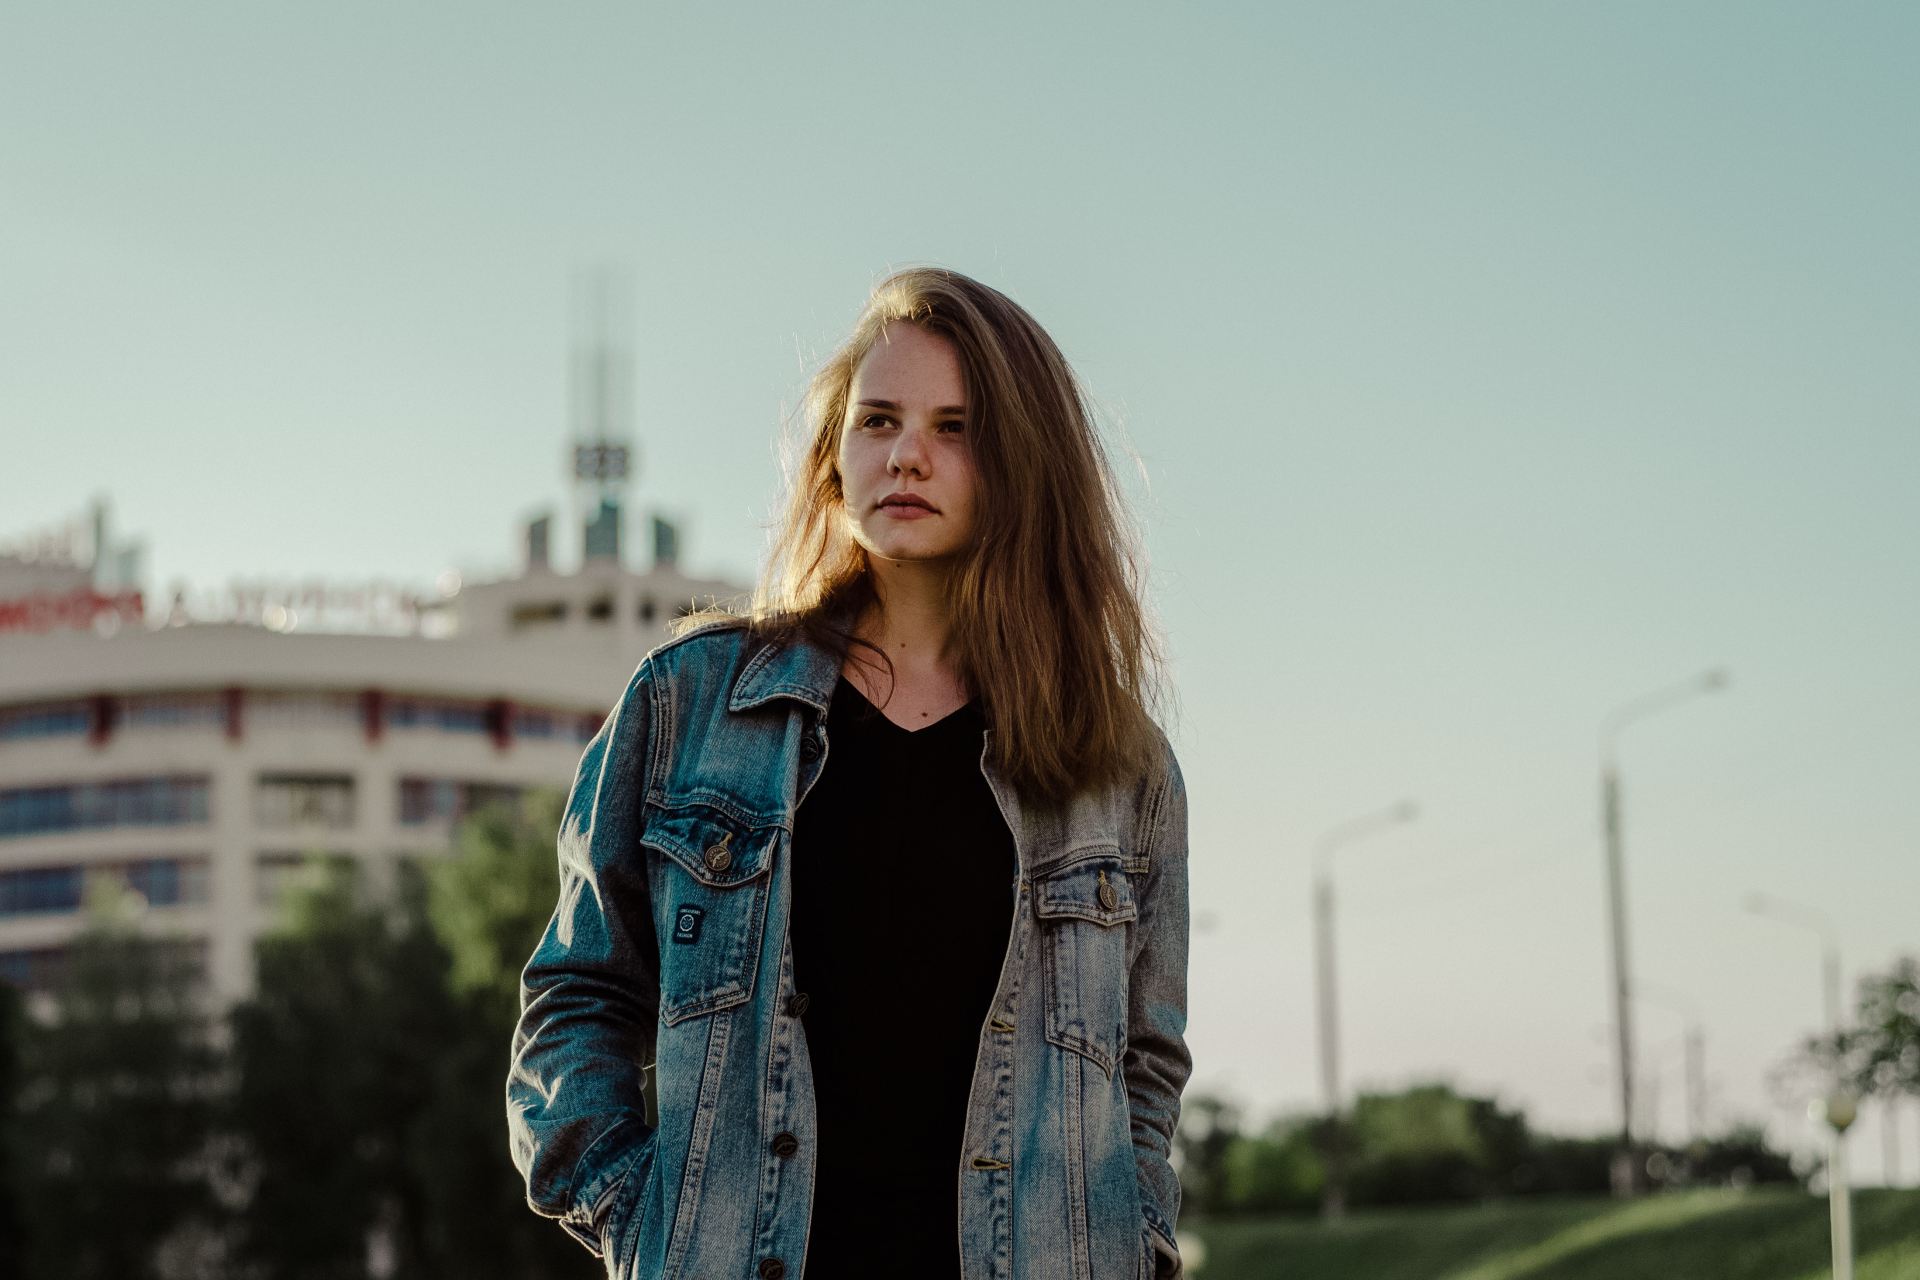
left=836, top=322, right=978, bottom=565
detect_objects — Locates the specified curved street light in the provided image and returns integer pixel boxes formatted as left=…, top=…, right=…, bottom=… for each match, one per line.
left=1599, top=666, right=1728, bottom=1195
left=1313, top=797, right=1418, bottom=1220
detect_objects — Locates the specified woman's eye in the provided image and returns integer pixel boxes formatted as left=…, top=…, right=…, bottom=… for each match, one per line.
left=859, top=414, right=893, bottom=430
left=938, top=421, right=966, bottom=434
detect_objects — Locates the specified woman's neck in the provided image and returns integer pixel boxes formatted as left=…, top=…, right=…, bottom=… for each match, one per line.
left=843, top=561, right=971, bottom=726
left=856, top=558, right=960, bottom=686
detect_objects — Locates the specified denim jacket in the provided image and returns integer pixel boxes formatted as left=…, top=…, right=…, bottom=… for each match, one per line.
left=507, top=618, right=1191, bottom=1280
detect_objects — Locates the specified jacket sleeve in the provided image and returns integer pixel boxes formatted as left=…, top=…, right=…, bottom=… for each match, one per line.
left=506, top=658, right=662, bottom=1259
left=1124, top=742, right=1193, bottom=1278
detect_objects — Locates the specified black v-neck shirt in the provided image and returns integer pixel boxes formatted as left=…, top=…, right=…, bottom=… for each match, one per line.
left=789, top=675, right=1019, bottom=1277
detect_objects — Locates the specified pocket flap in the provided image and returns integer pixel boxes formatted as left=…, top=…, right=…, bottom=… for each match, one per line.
left=640, top=803, right=776, bottom=888
left=1033, top=854, right=1137, bottom=926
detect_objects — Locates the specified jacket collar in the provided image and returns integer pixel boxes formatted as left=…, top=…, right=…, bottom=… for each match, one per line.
left=725, top=602, right=856, bottom=715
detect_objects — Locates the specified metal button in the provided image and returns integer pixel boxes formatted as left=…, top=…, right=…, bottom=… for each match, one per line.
left=800, top=734, right=821, bottom=759
left=770, top=1131, right=800, bottom=1159
left=1098, top=880, right=1118, bottom=911
left=787, top=992, right=811, bottom=1018
left=704, top=835, right=733, bottom=873
left=758, top=1260, right=787, bottom=1280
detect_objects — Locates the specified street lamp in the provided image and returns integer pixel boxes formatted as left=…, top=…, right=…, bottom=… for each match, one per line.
left=1313, top=798, right=1418, bottom=1220
left=1599, top=666, right=1728, bottom=1195
left=1813, top=1090, right=1859, bottom=1280
left=1635, top=983, right=1708, bottom=1146
left=1746, top=889, right=1860, bottom=1262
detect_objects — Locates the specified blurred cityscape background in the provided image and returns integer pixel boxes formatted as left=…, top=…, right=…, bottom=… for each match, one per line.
left=2, top=2, right=1917, bottom=1277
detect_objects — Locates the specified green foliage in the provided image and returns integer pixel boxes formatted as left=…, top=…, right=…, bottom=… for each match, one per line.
left=1775, top=954, right=1920, bottom=1148
left=413, top=789, right=594, bottom=1277
left=11, top=902, right=220, bottom=1280
left=224, top=793, right=588, bottom=1279
left=1175, top=1094, right=1245, bottom=1216
left=1346, top=1083, right=1529, bottom=1205
left=1178, top=1082, right=1798, bottom=1220
left=1222, top=1115, right=1323, bottom=1214
left=226, top=855, right=456, bottom=1278
left=1851, top=957, right=1920, bottom=1096
left=430, top=788, right=566, bottom=1017
left=0, top=979, right=21, bottom=1280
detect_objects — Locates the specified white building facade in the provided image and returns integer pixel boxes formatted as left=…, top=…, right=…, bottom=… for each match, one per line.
left=0, top=523, right=744, bottom=1005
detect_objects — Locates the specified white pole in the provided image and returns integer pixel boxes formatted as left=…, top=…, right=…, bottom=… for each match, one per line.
left=1830, top=1129, right=1853, bottom=1280
left=1817, top=1093, right=1859, bottom=1280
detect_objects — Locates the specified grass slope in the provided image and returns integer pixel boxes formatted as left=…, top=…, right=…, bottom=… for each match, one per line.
left=1190, top=1189, right=1920, bottom=1280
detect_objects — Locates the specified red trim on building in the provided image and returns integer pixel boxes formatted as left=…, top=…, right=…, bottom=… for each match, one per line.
left=87, top=693, right=116, bottom=747
left=487, top=698, right=514, bottom=751
left=223, top=686, right=244, bottom=742
left=362, top=689, right=385, bottom=744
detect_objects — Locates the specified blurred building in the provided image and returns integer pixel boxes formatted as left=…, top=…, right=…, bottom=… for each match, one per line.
left=0, top=498, right=744, bottom=1006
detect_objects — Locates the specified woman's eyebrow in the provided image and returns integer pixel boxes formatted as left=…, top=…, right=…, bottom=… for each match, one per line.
left=854, top=398, right=967, bottom=415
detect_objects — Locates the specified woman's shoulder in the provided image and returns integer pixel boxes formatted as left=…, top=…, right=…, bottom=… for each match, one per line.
left=631, top=612, right=758, bottom=688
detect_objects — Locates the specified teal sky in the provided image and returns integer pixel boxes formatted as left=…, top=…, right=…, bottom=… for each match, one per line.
left=5, top=3, right=1917, bottom=1177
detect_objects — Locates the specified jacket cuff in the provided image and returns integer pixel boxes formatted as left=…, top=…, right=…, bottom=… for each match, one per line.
left=1142, top=1200, right=1182, bottom=1278
left=558, top=1116, right=651, bottom=1256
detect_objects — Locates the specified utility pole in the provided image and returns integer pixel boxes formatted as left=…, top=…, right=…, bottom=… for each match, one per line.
left=1598, top=667, right=1727, bottom=1195
left=1312, top=799, right=1418, bottom=1221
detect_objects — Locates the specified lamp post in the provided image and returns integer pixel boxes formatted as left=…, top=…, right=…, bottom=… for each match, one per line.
left=1313, top=798, right=1418, bottom=1220
left=1813, top=1090, right=1858, bottom=1280
left=1745, top=890, right=1858, bottom=1251
left=1636, top=983, right=1707, bottom=1145
left=1599, top=667, right=1728, bottom=1195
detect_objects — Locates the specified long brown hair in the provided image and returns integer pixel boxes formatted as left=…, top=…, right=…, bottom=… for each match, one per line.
left=679, top=266, right=1165, bottom=803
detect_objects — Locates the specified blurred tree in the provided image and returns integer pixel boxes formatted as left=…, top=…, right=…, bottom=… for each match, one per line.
left=1344, top=1082, right=1515, bottom=1205
left=1511, top=1134, right=1617, bottom=1196
left=0, top=978, right=21, bottom=1280
left=415, top=789, right=597, bottom=1277
left=226, top=796, right=591, bottom=1279
left=1223, top=1115, right=1323, bottom=1214
left=1837, top=957, right=1920, bottom=1099
left=1672, top=1123, right=1797, bottom=1188
left=1178, top=1081, right=1796, bottom=1217
left=12, top=900, right=220, bottom=1280
left=1775, top=954, right=1920, bottom=1175
left=226, top=854, right=458, bottom=1279
left=1173, top=1093, right=1245, bottom=1217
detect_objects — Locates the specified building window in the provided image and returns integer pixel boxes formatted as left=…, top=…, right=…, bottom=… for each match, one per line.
left=121, top=857, right=211, bottom=908
left=0, top=701, right=91, bottom=743
left=0, top=858, right=211, bottom=917
left=0, top=865, right=84, bottom=917
left=254, top=774, right=356, bottom=829
left=511, top=708, right=567, bottom=741
left=121, top=693, right=227, bottom=732
left=250, top=692, right=361, bottom=732
left=389, top=697, right=490, bottom=735
left=0, top=776, right=211, bottom=839
left=397, top=778, right=523, bottom=827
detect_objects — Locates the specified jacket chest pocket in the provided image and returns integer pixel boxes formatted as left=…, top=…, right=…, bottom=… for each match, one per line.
left=1033, top=852, right=1137, bottom=1078
left=641, top=804, right=778, bottom=1026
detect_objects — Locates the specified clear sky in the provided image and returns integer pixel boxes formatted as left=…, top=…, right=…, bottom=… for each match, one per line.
left=4, top=3, right=1917, bottom=1179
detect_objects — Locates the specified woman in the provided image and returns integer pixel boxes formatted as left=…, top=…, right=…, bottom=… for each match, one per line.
left=507, top=267, right=1191, bottom=1280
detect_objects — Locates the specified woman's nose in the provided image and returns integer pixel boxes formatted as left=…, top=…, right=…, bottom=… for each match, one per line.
left=889, top=425, right=930, bottom=476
